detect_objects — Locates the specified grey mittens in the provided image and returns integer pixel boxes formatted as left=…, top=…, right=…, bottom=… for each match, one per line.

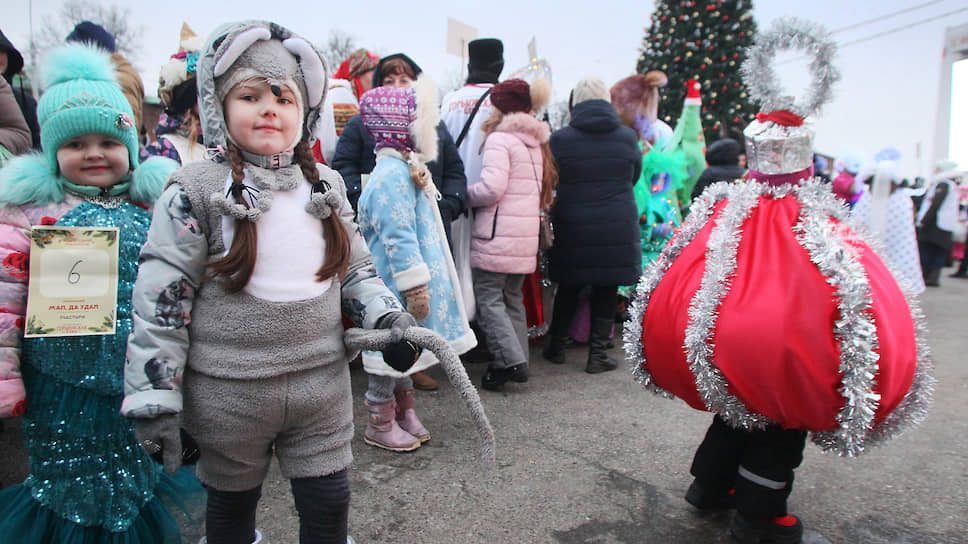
left=135, top=413, right=183, bottom=475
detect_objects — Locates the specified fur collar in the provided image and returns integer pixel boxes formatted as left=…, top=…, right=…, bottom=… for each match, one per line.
left=0, top=153, right=176, bottom=207
left=493, top=112, right=549, bottom=147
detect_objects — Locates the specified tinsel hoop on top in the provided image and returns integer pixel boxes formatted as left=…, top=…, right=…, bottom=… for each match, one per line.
left=741, top=17, right=840, bottom=118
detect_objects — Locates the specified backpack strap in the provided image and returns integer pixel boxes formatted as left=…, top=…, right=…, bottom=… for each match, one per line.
left=454, top=87, right=492, bottom=149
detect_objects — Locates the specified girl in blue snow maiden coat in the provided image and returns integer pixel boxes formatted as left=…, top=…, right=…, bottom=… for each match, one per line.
left=355, top=78, right=476, bottom=452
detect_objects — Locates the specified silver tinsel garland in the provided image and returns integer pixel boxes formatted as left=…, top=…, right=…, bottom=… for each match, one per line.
left=683, top=181, right=771, bottom=430
left=795, top=181, right=882, bottom=457
left=623, top=180, right=730, bottom=398
left=741, top=17, right=841, bottom=118
left=624, top=179, right=935, bottom=457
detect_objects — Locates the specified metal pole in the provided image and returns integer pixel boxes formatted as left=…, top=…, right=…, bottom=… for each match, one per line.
left=28, top=0, right=38, bottom=100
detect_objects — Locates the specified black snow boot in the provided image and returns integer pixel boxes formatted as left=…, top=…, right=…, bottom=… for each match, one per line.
left=585, top=317, right=618, bottom=374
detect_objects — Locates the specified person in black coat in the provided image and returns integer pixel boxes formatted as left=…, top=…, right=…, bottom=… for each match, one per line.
left=332, top=53, right=466, bottom=247
left=543, top=77, right=642, bottom=374
left=690, top=137, right=746, bottom=202
left=0, top=29, right=40, bottom=150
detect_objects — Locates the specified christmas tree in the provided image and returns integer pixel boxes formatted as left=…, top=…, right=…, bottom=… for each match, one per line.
left=638, top=0, right=758, bottom=143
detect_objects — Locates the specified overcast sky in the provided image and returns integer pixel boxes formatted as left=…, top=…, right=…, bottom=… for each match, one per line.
left=5, top=0, right=968, bottom=178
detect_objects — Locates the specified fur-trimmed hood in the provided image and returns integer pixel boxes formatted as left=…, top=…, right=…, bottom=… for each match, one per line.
left=0, top=152, right=176, bottom=207
left=491, top=112, right=549, bottom=148
left=195, top=20, right=328, bottom=155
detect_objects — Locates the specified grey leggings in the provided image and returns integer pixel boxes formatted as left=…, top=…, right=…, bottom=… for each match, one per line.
left=365, top=373, right=414, bottom=404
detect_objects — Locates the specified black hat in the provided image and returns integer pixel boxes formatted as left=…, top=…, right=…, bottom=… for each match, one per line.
left=467, top=38, right=503, bottom=84
left=0, top=29, right=25, bottom=80
left=65, top=21, right=117, bottom=53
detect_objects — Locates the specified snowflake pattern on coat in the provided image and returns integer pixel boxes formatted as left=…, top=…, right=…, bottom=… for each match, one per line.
left=357, top=151, right=475, bottom=354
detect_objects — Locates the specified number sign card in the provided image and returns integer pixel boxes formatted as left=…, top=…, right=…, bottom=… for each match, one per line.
left=24, top=226, right=120, bottom=337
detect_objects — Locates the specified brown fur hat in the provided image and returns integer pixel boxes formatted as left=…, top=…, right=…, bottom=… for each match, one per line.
left=609, top=70, right=668, bottom=129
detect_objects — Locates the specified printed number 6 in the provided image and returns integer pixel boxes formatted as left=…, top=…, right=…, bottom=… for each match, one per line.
left=68, top=260, right=83, bottom=284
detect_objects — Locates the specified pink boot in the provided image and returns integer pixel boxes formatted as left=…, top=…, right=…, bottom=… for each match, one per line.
left=394, top=388, right=431, bottom=443
left=364, top=399, right=420, bottom=452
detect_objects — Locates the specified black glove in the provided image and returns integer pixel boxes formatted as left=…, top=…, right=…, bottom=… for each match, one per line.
left=377, top=312, right=422, bottom=372
left=135, top=414, right=183, bottom=475
left=438, top=196, right=461, bottom=226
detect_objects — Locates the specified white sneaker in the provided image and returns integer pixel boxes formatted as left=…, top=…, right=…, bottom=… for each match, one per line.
left=198, top=529, right=264, bottom=544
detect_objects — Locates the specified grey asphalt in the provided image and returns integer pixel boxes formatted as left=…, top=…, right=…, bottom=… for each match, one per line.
left=2, top=267, right=965, bottom=543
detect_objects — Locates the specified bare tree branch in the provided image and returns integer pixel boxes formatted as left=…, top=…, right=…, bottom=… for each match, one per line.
left=317, top=30, right=359, bottom=74
left=30, top=0, right=145, bottom=66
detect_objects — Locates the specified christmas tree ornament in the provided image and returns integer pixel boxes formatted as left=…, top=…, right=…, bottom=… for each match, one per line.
left=624, top=17, right=933, bottom=457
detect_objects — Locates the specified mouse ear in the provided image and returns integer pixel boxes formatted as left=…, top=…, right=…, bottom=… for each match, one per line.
left=282, top=37, right=326, bottom=110
left=213, top=26, right=271, bottom=78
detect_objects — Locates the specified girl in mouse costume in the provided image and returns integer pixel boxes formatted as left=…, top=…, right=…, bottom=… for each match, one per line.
left=0, top=43, right=187, bottom=543
left=121, top=21, right=419, bottom=544
left=624, top=19, right=933, bottom=543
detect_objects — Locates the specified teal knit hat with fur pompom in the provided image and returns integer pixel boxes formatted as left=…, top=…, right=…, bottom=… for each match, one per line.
left=37, top=43, right=140, bottom=175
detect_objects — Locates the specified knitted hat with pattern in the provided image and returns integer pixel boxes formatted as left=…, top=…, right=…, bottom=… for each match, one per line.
left=360, top=85, right=417, bottom=153
left=359, top=74, right=439, bottom=164
left=37, top=43, right=139, bottom=175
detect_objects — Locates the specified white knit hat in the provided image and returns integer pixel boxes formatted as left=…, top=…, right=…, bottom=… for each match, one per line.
left=571, top=77, right=609, bottom=107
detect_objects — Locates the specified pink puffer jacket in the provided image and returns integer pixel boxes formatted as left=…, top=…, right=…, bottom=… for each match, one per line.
left=467, top=112, right=549, bottom=274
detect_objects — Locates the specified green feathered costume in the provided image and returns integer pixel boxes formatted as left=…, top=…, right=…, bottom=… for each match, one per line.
left=617, top=80, right=704, bottom=299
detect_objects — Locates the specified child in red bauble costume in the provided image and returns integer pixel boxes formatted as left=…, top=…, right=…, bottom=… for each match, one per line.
left=624, top=19, right=933, bottom=543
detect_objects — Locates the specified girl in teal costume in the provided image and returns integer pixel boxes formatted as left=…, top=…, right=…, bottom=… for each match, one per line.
left=0, top=44, right=194, bottom=543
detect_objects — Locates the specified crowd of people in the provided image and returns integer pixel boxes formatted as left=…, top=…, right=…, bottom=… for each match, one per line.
left=0, top=16, right=955, bottom=544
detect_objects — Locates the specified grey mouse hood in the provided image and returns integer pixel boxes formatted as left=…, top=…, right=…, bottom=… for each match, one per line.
left=196, top=20, right=328, bottom=157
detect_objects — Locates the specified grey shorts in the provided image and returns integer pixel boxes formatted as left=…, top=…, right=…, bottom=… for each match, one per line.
left=183, top=364, right=354, bottom=491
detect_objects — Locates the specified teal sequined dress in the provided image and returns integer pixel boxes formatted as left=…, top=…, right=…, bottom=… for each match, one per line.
left=0, top=199, right=184, bottom=543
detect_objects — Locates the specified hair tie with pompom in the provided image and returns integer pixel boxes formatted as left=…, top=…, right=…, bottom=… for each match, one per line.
left=305, top=187, right=342, bottom=219
left=211, top=178, right=273, bottom=222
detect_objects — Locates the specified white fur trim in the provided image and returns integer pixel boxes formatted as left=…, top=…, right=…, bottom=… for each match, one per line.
left=393, top=263, right=431, bottom=292
left=411, top=74, right=440, bottom=164
left=213, top=27, right=271, bottom=77
left=283, top=38, right=326, bottom=108
left=181, top=36, right=205, bottom=52
left=530, top=78, right=551, bottom=110
left=159, top=58, right=189, bottom=91
left=684, top=97, right=702, bottom=106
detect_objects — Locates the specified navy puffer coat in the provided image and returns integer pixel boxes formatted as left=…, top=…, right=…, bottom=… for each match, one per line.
left=548, top=99, right=642, bottom=286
